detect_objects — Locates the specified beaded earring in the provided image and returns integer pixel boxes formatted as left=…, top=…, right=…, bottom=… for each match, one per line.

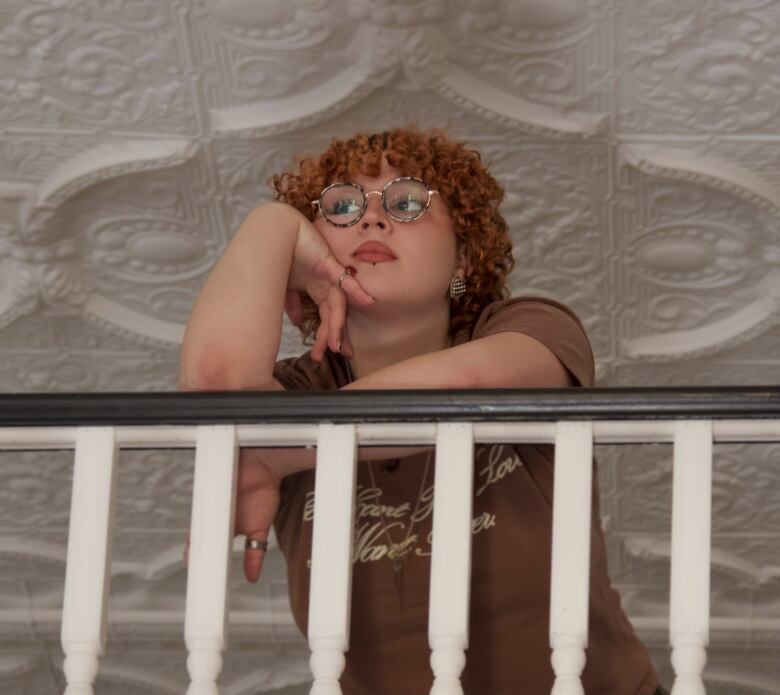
left=449, top=275, right=466, bottom=299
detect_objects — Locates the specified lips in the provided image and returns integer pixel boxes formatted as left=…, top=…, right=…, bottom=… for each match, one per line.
left=352, top=241, right=397, bottom=263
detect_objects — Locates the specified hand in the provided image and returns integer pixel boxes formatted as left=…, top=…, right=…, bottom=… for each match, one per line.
left=182, top=448, right=282, bottom=583
left=234, top=448, right=283, bottom=582
left=283, top=210, right=373, bottom=362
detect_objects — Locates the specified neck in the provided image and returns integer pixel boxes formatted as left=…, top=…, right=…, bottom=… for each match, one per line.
left=346, top=303, right=451, bottom=379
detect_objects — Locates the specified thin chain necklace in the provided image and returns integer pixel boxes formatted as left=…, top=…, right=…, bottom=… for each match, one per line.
left=345, top=356, right=433, bottom=585
left=366, top=449, right=433, bottom=586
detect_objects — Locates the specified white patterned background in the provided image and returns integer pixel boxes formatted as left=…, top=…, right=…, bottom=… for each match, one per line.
left=1, top=0, right=779, bottom=693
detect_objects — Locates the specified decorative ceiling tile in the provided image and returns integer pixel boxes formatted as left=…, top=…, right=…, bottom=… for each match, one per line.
left=0, top=351, right=179, bottom=391
left=188, top=0, right=357, bottom=109
left=613, top=442, right=780, bottom=534
left=0, top=651, right=59, bottom=695
left=616, top=162, right=780, bottom=360
left=0, top=450, right=72, bottom=527
left=617, top=532, right=780, bottom=611
left=708, top=324, right=780, bottom=362
left=489, top=140, right=612, bottom=359
left=0, top=1, right=194, bottom=133
left=689, top=139, right=780, bottom=194
left=607, top=358, right=780, bottom=387
left=441, top=0, right=613, bottom=116
left=0, top=580, right=28, bottom=610
left=618, top=0, right=780, bottom=134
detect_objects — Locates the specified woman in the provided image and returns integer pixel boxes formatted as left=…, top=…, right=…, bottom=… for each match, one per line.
left=180, top=128, right=665, bottom=694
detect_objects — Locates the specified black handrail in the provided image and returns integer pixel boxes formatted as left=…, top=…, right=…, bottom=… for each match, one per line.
left=0, top=387, right=779, bottom=426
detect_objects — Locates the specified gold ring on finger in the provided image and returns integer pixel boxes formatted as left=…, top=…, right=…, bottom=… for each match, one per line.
left=338, top=265, right=356, bottom=288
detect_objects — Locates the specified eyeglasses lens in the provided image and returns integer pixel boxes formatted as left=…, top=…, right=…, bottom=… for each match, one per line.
left=320, top=179, right=430, bottom=225
left=319, top=185, right=364, bottom=226
left=383, top=179, right=429, bottom=220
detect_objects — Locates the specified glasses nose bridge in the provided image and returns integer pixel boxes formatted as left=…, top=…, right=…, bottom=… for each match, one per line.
left=361, top=188, right=387, bottom=222
left=364, top=189, right=384, bottom=207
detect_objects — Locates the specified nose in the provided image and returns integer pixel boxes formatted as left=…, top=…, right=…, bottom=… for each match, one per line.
left=359, top=191, right=390, bottom=233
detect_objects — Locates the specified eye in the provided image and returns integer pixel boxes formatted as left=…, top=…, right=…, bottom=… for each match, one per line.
left=389, top=194, right=425, bottom=214
left=326, top=197, right=362, bottom=215
left=384, top=179, right=430, bottom=217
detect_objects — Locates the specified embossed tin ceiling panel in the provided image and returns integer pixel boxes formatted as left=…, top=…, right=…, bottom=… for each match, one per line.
left=1, top=1, right=780, bottom=693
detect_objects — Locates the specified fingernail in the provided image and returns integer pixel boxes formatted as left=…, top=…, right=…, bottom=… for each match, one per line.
left=346, top=265, right=357, bottom=276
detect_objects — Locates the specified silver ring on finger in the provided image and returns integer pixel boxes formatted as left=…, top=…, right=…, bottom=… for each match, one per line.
left=245, top=538, right=268, bottom=551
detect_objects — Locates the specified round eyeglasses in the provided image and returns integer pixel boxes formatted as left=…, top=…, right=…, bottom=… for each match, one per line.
left=311, top=176, right=441, bottom=227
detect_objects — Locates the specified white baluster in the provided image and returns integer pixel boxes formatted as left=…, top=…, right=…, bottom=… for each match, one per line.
left=670, top=420, right=713, bottom=695
left=428, top=423, right=474, bottom=695
left=61, top=427, right=118, bottom=695
left=185, top=426, right=239, bottom=695
left=308, top=424, right=358, bottom=695
left=549, top=421, right=594, bottom=695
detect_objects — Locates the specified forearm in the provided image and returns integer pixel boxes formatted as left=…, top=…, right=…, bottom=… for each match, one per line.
left=341, top=346, right=477, bottom=390
left=341, top=333, right=572, bottom=390
left=248, top=334, right=570, bottom=477
left=179, top=203, right=302, bottom=390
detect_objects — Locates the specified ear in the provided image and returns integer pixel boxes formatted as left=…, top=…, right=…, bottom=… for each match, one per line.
left=456, top=244, right=471, bottom=279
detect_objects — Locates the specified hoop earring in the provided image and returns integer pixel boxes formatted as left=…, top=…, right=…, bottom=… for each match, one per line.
left=449, top=275, right=466, bottom=299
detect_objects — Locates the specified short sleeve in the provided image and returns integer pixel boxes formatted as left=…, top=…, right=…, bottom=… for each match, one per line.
left=273, top=350, right=349, bottom=391
left=462, top=297, right=595, bottom=387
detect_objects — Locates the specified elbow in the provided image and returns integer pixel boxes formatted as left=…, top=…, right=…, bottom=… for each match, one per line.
left=179, top=348, right=271, bottom=391
left=459, top=361, right=485, bottom=389
left=179, top=349, right=231, bottom=391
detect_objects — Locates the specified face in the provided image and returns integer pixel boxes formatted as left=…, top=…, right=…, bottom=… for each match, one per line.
left=313, top=158, right=465, bottom=310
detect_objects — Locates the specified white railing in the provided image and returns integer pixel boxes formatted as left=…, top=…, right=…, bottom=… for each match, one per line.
left=1, top=388, right=779, bottom=695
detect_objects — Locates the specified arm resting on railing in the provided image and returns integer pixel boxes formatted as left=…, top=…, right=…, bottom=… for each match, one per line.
left=235, top=336, right=571, bottom=582
left=341, top=331, right=572, bottom=390
left=178, top=202, right=373, bottom=392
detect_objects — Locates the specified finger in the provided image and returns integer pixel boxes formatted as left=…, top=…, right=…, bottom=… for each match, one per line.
left=339, top=272, right=374, bottom=306
left=342, top=322, right=354, bottom=359
left=319, top=256, right=372, bottom=306
left=284, top=289, right=304, bottom=326
left=311, top=303, right=330, bottom=362
left=244, top=552, right=264, bottom=583
left=327, top=287, right=347, bottom=354
left=244, top=548, right=266, bottom=583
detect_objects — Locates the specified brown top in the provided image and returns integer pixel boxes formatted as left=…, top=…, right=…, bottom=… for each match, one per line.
left=273, top=297, right=659, bottom=695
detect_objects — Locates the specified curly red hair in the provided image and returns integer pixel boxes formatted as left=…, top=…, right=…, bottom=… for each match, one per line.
left=270, top=127, right=514, bottom=340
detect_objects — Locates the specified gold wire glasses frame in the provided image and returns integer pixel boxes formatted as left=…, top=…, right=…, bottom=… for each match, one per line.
left=311, top=176, right=441, bottom=227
